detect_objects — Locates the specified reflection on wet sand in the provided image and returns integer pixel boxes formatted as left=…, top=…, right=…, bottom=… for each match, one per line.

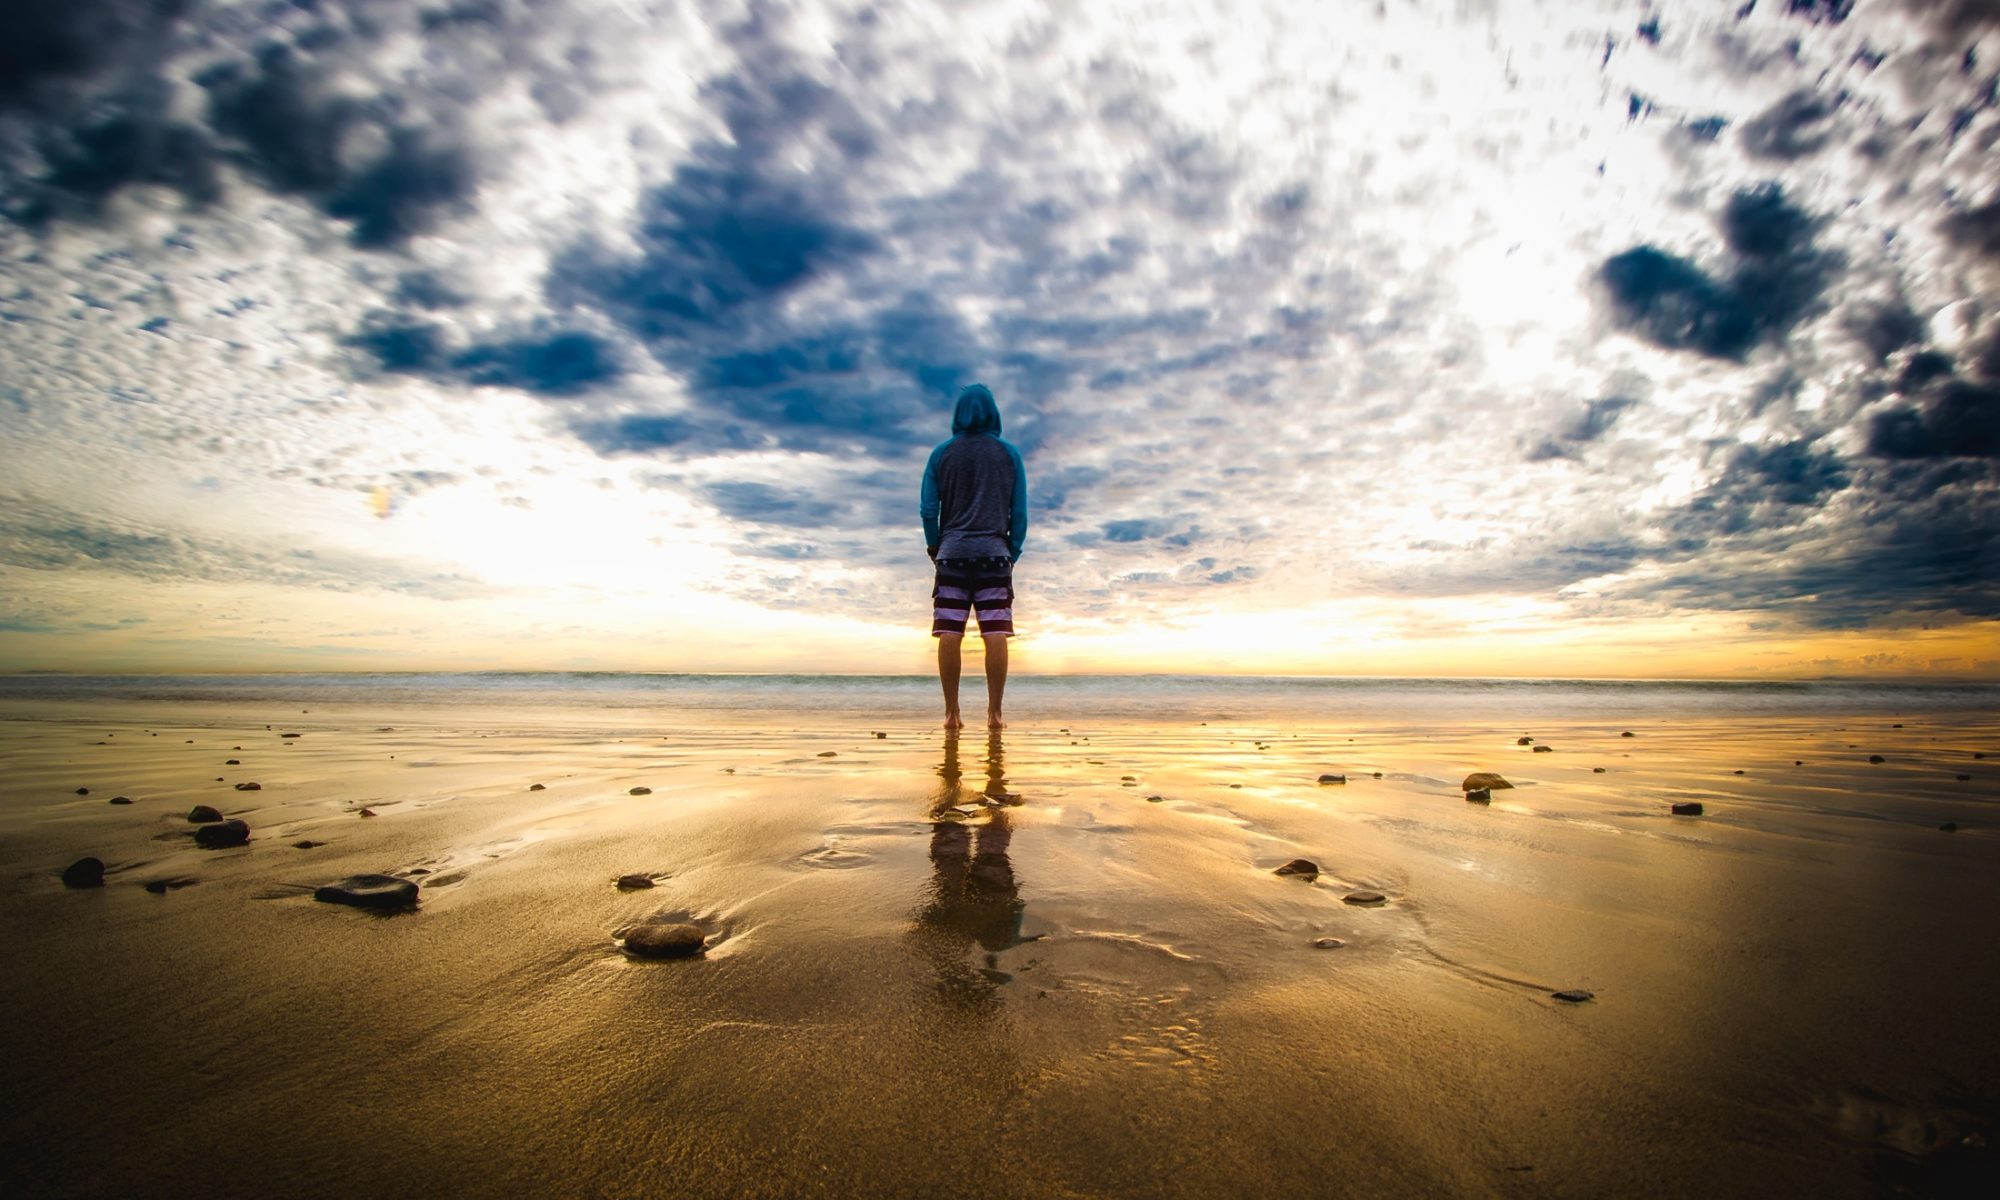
left=912, top=730, right=1025, bottom=1009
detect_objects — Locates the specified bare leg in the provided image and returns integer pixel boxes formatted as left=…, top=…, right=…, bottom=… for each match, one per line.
left=938, top=634, right=964, bottom=729
left=983, top=633, right=1009, bottom=728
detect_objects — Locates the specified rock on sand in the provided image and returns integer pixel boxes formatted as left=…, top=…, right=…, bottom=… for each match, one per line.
left=1671, top=802, right=1704, bottom=816
left=1462, top=772, right=1512, bottom=792
left=194, top=819, right=250, bottom=848
left=1273, top=858, right=1320, bottom=880
left=1465, top=788, right=1492, bottom=803
left=1317, top=774, right=1346, bottom=784
left=1552, top=989, right=1594, bottom=1003
left=628, top=786, right=652, bottom=796
left=616, top=874, right=656, bottom=890
left=1343, top=890, right=1387, bottom=905
left=187, top=805, right=223, bottom=823
left=623, top=922, right=707, bottom=959
left=313, top=874, right=419, bottom=910
left=1311, top=937, right=1344, bottom=949
left=234, top=782, right=262, bottom=791
left=61, top=857, right=105, bottom=888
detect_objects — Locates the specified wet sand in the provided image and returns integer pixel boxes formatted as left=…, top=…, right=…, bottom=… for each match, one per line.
left=3, top=697, right=1998, bottom=1198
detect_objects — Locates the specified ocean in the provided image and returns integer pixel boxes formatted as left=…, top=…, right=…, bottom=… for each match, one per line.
left=1, top=671, right=1992, bottom=724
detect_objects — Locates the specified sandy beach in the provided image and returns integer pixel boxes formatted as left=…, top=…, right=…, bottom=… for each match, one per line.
left=4, top=684, right=1997, bottom=1198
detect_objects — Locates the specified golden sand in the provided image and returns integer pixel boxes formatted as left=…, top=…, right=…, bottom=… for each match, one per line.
left=3, top=698, right=1997, bottom=1197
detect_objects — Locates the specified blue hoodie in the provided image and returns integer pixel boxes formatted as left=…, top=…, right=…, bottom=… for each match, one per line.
left=920, top=384, right=1028, bottom=562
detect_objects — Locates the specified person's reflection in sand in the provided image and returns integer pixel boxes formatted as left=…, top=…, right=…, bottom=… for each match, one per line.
left=912, top=730, right=1026, bottom=1011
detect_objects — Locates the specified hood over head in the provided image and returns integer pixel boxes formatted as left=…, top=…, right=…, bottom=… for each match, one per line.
left=951, top=383, right=1002, bottom=436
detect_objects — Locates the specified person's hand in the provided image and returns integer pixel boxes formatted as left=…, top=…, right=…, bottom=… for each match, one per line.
left=927, top=544, right=939, bottom=561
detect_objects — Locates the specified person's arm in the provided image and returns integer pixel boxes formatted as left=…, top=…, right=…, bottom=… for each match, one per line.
left=920, top=444, right=943, bottom=558
left=1006, top=441, right=1028, bottom=562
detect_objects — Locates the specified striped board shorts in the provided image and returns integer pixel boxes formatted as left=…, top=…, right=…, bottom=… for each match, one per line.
left=932, top=556, right=1015, bottom=637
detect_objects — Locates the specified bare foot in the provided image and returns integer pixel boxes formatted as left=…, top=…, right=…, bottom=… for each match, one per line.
left=988, top=711, right=1006, bottom=729
left=944, top=711, right=964, bottom=730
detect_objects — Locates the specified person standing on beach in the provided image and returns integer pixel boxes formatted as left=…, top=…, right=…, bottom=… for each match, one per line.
left=921, top=383, right=1027, bottom=729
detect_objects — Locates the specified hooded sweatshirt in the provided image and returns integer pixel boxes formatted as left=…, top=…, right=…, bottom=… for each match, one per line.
left=920, top=385, right=1028, bottom=562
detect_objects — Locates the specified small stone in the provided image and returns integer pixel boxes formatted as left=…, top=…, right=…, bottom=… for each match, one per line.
left=1532, top=745, right=1553, bottom=753
left=293, top=840, right=324, bottom=849
left=1274, top=858, right=1320, bottom=880
left=529, top=783, right=545, bottom=791
left=1592, top=767, right=1606, bottom=774
left=74, top=787, right=89, bottom=795
left=1868, top=755, right=1886, bottom=764
left=1343, top=890, right=1386, bottom=905
left=1461, top=772, right=1512, bottom=792
left=1974, top=753, right=1986, bottom=760
left=1371, top=772, right=1383, bottom=779
left=1465, top=788, right=1491, bottom=803
left=194, top=819, right=250, bottom=848
left=623, top=922, right=707, bottom=959
left=357, top=808, right=377, bottom=817
left=1317, top=773, right=1346, bottom=784
left=1517, top=736, right=1534, bottom=746
left=225, top=759, right=239, bottom=765
left=61, top=857, right=105, bottom=888
left=616, top=874, right=656, bottom=889
left=1671, top=802, right=1703, bottom=816
left=1145, top=794, right=1166, bottom=802
left=234, top=781, right=262, bottom=791
left=1893, top=723, right=1903, bottom=729
left=187, top=805, right=224, bottom=823
left=1310, top=937, right=1344, bottom=949
left=214, top=777, right=223, bottom=782
left=1621, top=731, right=1635, bottom=738
left=628, top=786, right=652, bottom=795
left=314, top=874, right=419, bottom=910
left=1229, top=783, right=1242, bottom=788
left=873, top=731, right=887, bottom=739
left=109, top=796, right=133, bottom=804
left=1120, top=775, right=1136, bottom=781
left=1795, top=760, right=1804, bottom=766
left=1939, top=823, right=1959, bottom=833
left=143, top=878, right=195, bottom=894
left=817, top=751, right=837, bottom=758
left=1733, top=769, right=1745, bottom=775
left=281, top=733, right=302, bottom=738
left=1957, top=774, right=1972, bottom=782
left=1552, top=989, right=1594, bottom=1003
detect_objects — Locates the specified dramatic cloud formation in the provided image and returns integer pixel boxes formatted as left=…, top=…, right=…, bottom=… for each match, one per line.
left=1, top=0, right=1995, bottom=676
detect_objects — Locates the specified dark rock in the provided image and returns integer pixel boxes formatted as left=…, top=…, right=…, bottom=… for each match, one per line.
left=873, top=731, right=887, bottom=739
left=1532, top=745, right=1553, bottom=753
left=1343, top=890, right=1387, bottom=905
left=1671, top=802, right=1704, bottom=816
left=214, top=777, right=224, bottom=781
left=1317, top=773, right=1346, bottom=784
left=616, top=874, right=656, bottom=890
left=817, top=751, right=837, bottom=758
left=623, top=922, right=707, bottom=959
left=109, top=795, right=134, bottom=804
left=1957, top=774, right=1972, bottom=782
left=1733, top=769, right=1745, bottom=775
left=1592, top=767, right=1606, bottom=774
left=314, top=874, right=419, bottom=910
left=234, top=781, right=262, bottom=791
left=188, top=805, right=224, bottom=823
left=1466, top=788, right=1492, bottom=803
left=194, top=819, right=250, bottom=848
left=281, top=733, right=302, bottom=738
left=1462, top=772, right=1512, bottom=792
left=528, top=783, right=545, bottom=791
left=293, top=840, right=324, bottom=849
left=1795, top=760, right=1804, bottom=766
left=1120, top=775, right=1136, bottom=781
left=61, top=857, right=105, bottom=888
left=1229, top=783, right=1242, bottom=788
left=1273, top=858, right=1320, bottom=880
left=1552, top=989, right=1594, bottom=1003
left=143, top=878, right=195, bottom=894
left=1311, top=937, right=1344, bottom=949
left=1145, top=794, right=1166, bottom=802
left=628, top=786, right=652, bottom=796
left=1868, top=755, right=1886, bottom=764
left=1372, top=772, right=1383, bottom=779
left=225, top=759, right=239, bottom=765
left=1939, top=823, right=1959, bottom=833
left=1977, top=753, right=1987, bottom=760
left=1893, top=723, right=1903, bottom=728
left=1517, top=736, right=1534, bottom=745
left=357, top=808, right=377, bottom=817
left=1621, top=731, right=1635, bottom=738
left=74, top=787, right=89, bottom=795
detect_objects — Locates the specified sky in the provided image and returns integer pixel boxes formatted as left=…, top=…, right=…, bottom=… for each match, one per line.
left=0, top=0, right=1996, bottom=679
